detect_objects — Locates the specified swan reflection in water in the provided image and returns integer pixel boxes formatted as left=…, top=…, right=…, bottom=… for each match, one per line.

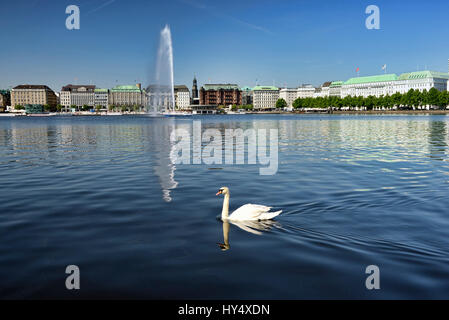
left=218, top=219, right=281, bottom=251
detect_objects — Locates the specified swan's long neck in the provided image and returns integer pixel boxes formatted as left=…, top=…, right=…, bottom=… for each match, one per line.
left=222, top=192, right=230, bottom=220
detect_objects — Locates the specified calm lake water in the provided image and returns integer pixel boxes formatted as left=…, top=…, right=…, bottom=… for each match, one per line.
left=0, top=114, right=448, bottom=299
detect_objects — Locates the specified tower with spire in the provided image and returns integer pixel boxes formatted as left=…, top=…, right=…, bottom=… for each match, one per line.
left=192, top=76, right=199, bottom=105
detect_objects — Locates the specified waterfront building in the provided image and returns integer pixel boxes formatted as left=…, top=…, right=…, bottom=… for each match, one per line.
left=94, top=89, right=109, bottom=108
left=329, top=81, right=343, bottom=97
left=146, top=85, right=173, bottom=111
left=393, top=71, right=449, bottom=94
left=252, top=86, right=279, bottom=110
left=341, top=74, right=399, bottom=98
left=241, top=87, right=253, bottom=105
left=313, top=87, right=322, bottom=98
left=25, top=104, right=44, bottom=114
left=60, top=84, right=96, bottom=107
left=174, top=85, right=191, bottom=110
left=199, top=84, right=242, bottom=106
left=110, top=84, right=147, bottom=107
left=191, top=105, right=218, bottom=114
left=318, top=82, right=332, bottom=97
left=191, top=77, right=199, bottom=105
left=279, top=88, right=298, bottom=108
left=0, top=89, right=11, bottom=110
left=11, top=85, right=57, bottom=107
left=297, top=84, right=316, bottom=98
left=340, top=71, right=449, bottom=98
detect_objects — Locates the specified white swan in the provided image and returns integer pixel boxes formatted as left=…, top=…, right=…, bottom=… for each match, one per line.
left=216, top=187, right=282, bottom=221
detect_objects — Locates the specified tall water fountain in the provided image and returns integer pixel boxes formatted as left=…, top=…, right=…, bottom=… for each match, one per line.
left=148, top=25, right=175, bottom=114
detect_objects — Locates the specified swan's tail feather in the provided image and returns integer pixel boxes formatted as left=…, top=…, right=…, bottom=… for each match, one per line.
left=260, top=210, right=282, bottom=220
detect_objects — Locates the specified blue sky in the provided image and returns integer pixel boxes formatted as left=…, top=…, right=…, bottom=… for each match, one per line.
left=1, top=0, right=449, bottom=91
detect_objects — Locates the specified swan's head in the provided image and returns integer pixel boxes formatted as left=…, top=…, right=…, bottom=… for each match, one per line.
left=216, top=187, right=229, bottom=196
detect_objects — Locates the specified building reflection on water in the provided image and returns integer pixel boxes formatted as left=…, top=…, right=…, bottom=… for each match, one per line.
left=1, top=115, right=449, bottom=202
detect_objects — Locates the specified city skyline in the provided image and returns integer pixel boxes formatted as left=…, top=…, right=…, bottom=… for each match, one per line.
left=1, top=0, right=449, bottom=91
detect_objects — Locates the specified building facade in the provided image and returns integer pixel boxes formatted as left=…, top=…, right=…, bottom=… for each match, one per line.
left=60, top=85, right=96, bottom=107
left=279, top=88, right=298, bottom=108
left=297, top=84, right=316, bottom=98
left=146, top=85, right=173, bottom=111
left=11, top=85, right=57, bottom=107
left=0, top=90, right=11, bottom=109
left=317, top=82, right=332, bottom=98
left=341, top=74, right=399, bottom=98
left=199, top=84, right=242, bottom=106
left=252, top=86, right=279, bottom=110
left=241, top=87, right=253, bottom=105
left=110, top=85, right=147, bottom=107
left=174, top=85, right=191, bottom=110
left=329, top=81, right=343, bottom=97
left=94, top=89, right=109, bottom=108
left=394, top=71, right=449, bottom=94
left=340, top=71, right=449, bottom=98
left=191, top=77, right=199, bottom=105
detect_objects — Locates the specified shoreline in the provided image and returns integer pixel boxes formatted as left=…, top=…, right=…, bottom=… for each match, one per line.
left=2, top=110, right=449, bottom=117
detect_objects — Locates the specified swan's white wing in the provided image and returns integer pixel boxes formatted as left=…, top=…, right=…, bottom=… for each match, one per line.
left=229, top=204, right=273, bottom=221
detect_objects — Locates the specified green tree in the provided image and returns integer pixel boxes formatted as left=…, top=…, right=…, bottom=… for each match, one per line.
left=365, top=96, right=375, bottom=110
left=293, top=98, right=303, bottom=109
left=276, top=98, right=287, bottom=109
left=437, top=90, right=449, bottom=109
left=421, top=89, right=429, bottom=107
left=391, top=92, right=402, bottom=108
left=413, top=90, right=423, bottom=109
left=428, top=88, right=440, bottom=107
left=14, top=105, right=24, bottom=110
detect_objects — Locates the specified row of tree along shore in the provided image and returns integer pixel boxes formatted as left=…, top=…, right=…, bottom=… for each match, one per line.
left=289, top=88, right=449, bottom=110
left=216, top=88, right=449, bottom=113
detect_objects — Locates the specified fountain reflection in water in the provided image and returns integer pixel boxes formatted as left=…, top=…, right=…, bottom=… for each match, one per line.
left=150, top=118, right=178, bottom=202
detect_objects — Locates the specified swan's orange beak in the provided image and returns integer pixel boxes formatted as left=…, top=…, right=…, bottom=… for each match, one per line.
left=216, top=190, right=222, bottom=196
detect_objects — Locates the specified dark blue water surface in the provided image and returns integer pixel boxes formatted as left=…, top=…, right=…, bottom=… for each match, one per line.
left=0, top=114, right=448, bottom=299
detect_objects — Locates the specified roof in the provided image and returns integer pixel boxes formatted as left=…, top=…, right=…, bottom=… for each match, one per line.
left=62, top=84, right=96, bottom=92
left=13, top=84, right=53, bottom=90
left=95, top=88, right=109, bottom=93
left=344, top=74, right=398, bottom=85
left=321, top=81, right=332, bottom=88
left=202, top=84, right=240, bottom=91
left=241, top=86, right=253, bottom=91
left=398, top=70, right=449, bottom=80
left=252, top=86, right=279, bottom=91
left=330, top=81, right=343, bottom=87
left=174, top=85, right=189, bottom=92
left=111, top=85, right=142, bottom=92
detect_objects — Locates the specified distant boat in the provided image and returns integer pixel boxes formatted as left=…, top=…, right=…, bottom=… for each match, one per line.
left=103, top=112, right=123, bottom=116
left=162, top=111, right=192, bottom=117
left=0, top=113, right=20, bottom=117
left=28, top=113, right=57, bottom=117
